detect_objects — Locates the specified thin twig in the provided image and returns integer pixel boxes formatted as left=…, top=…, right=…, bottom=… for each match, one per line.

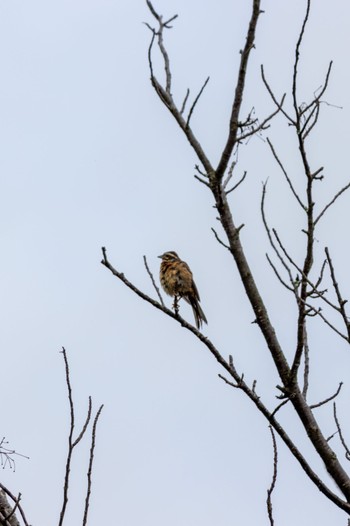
left=325, top=247, right=350, bottom=341
left=261, top=183, right=298, bottom=299
left=266, top=138, right=305, bottom=210
left=267, top=426, right=278, bottom=526
left=146, top=1, right=177, bottom=94
left=216, top=0, right=262, bottom=179
left=58, top=348, right=93, bottom=526
left=238, top=95, right=285, bottom=141
left=271, top=398, right=289, bottom=418
left=261, top=65, right=295, bottom=124
left=211, top=228, right=231, bottom=251
left=292, top=0, right=311, bottom=116
left=315, top=182, right=350, bottom=225
left=186, top=77, right=210, bottom=128
left=180, top=88, right=190, bottom=115
left=266, top=253, right=295, bottom=292
left=302, top=326, right=310, bottom=399
left=194, top=174, right=210, bottom=187
left=82, top=405, right=104, bottom=526
left=226, top=171, right=248, bottom=195
left=143, top=255, right=165, bottom=307
left=310, top=383, right=343, bottom=410
left=333, top=403, right=350, bottom=461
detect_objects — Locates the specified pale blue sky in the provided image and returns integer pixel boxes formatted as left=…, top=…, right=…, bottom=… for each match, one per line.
left=1, top=1, right=350, bottom=525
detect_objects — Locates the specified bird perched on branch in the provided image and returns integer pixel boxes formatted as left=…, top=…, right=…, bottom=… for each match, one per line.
left=158, top=251, right=207, bottom=329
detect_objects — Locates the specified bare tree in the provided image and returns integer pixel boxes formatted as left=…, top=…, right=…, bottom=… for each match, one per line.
left=102, top=0, right=350, bottom=521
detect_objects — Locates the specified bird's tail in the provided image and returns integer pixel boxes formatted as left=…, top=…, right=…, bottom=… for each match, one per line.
left=189, top=298, right=208, bottom=329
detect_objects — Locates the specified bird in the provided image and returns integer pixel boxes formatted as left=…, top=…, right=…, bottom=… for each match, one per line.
left=158, top=251, right=207, bottom=329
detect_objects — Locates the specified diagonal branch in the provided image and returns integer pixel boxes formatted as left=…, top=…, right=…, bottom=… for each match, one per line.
left=216, top=0, right=262, bottom=179
left=143, top=255, right=165, bottom=307
left=315, top=182, right=350, bottom=225
left=266, top=138, right=305, bottom=210
left=102, top=247, right=350, bottom=512
left=310, top=383, right=343, bottom=410
left=186, top=76, right=210, bottom=128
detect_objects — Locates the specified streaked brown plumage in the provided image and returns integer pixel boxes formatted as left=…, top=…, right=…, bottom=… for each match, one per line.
left=158, top=251, right=207, bottom=329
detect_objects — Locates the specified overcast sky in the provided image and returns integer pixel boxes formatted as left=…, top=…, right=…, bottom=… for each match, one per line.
left=1, top=1, right=350, bottom=525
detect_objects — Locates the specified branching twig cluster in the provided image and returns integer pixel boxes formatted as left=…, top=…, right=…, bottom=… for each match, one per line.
left=58, top=348, right=103, bottom=526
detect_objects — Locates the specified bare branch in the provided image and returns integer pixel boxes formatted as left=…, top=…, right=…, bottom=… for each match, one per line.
left=261, top=65, right=295, bottom=124
left=180, top=88, right=190, bottom=115
left=82, top=405, right=104, bottom=526
left=266, top=426, right=278, bottom=526
left=226, top=171, right=247, bottom=195
left=211, top=227, right=231, bottom=251
left=194, top=174, right=210, bottom=187
left=292, top=0, right=311, bottom=116
left=266, top=253, right=295, bottom=293
left=102, top=248, right=350, bottom=511
left=266, top=138, right=305, bottom=210
left=300, top=61, right=333, bottom=118
left=143, top=255, right=165, bottom=307
left=310, top=383, right=343, bottom=410
left=315, top=182, right=350, bottom=225
left=59, top=348, right=94, bottom=526
left=302, top=327, right=310, bottom=399
left=333, top=403, right=350, bottom=461
left=186, top=76, right=210, bottom=128
left=146, top=1, right=177, bottom=94
left=271, top=398, right=290, bottom=418
left=261, top=183, right=298, bottom=299
left=238, top=95, right=285, bottom=141
left=216, top=0, right=262, bottom=179
left=325, top=247, right=350, bottom=341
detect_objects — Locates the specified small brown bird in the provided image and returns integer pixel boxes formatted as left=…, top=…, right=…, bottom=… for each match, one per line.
left=158, top=251, right=207, bottom=329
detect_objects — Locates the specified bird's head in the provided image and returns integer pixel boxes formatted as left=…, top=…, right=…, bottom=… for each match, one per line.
left=158, top=251, right=180, bottom=262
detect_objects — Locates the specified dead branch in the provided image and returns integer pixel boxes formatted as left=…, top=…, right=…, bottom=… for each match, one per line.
left=82, top=405, right=104, bottom=526
left=333, top=403, right=350, bottom=461
left=180, top=88, right=190, bottom=115
left=310, top=383, right=343, bottom=410
left=186, top=76, right=210, bottom=128
left=302, top=327, right=310, bottom=399
left=102, top=246, right=350, bottom=512
left=58, top=348, right=93, bottom=526
left=266, top=138, right=305, bottom=210
left=315, top=182, right=350, bottom=225
left=261, top=65, right=295, bottom=124
left=143, top=255, right=165, bottom=307
left=238, top=95, right=285, bottom=141
left=266, top=426, right=278, bottom=526
left=325, top=247, right=350, bottom=341
left=211, top=228, right=231, bottom=251
left=216, top=0, right=262, bottom=179
left=226, top=171, right=247, bottom=195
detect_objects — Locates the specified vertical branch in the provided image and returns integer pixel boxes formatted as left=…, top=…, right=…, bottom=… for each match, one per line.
left=82, top=405, right=104, bottom=526
left=58, top=347, right=75, bottom=526
left=58, top=348, right=94, bottom=526
left=267, top=426, right=278, bottom=526
left=216, top=0, right=262, bottom=179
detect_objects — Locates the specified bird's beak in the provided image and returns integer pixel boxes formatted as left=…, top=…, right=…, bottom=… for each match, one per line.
left=158, top=255, right=162, bottom=259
